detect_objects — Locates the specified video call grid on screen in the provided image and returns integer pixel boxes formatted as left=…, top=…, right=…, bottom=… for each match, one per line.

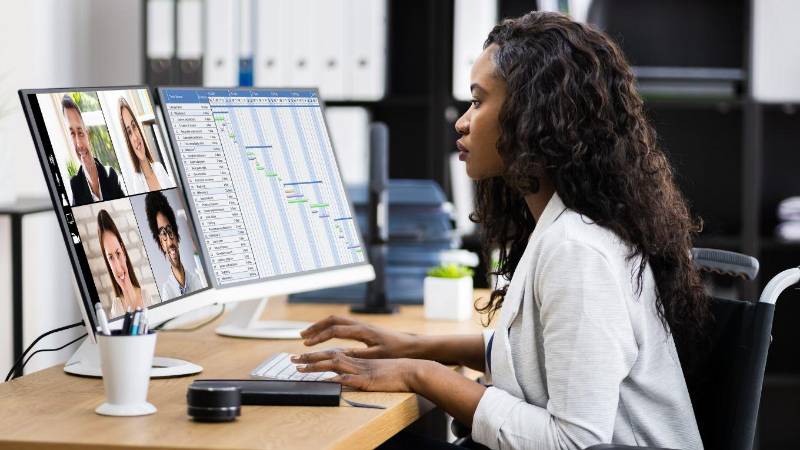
left=159, top=87, right=366, bottom=288
left=22, top=87, right=210, bottom=321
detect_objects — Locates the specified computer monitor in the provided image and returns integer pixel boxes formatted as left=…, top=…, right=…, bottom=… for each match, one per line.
left=18, top=86, right=373, bottom=377
left=156, top=87, right=373, bottom=337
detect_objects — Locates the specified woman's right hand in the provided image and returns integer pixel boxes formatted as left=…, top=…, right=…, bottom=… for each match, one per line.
left=296, top=315, right=419, bottom=359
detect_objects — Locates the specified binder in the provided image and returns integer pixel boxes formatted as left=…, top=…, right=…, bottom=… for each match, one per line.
left=146, top=0, right=177, bottom=86
left=287, top=0, right=316, bottom=87
left=325, top=107, right=370, bottom=202
left=752, top=0, right=800, bottom=102
left=204, top=0, right=240, bottom=86
left=345, top=0, right=387, bottom=100
left=315, top=0, right=346, bottom=100
left=452, top=0, right=497, bottom=101
left=254, top=0, right=290, bottom=87
left=176, top=0, right=204, bottom=85
left=239, top=0, right=255, bottom=87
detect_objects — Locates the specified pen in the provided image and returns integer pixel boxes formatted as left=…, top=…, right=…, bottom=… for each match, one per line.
left=121, top=307, right=133, bottom=334
left=130, top=308, right=142, bottom=335
left=94, top=303, right=111, bottom=335
left=140, top=309, right=149, bottom=335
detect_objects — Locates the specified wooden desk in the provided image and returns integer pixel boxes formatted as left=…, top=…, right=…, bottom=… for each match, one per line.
left=0, top=293, right=491, bottom=450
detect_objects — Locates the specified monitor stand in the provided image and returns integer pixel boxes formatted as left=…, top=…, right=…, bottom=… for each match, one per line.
left=63, top=338, right=203, bottom=378
left=215, top=297, right=311, bottom=339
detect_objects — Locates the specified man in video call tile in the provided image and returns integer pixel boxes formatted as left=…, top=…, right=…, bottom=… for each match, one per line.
left=62, top=95, right=126, bottom=206
left=145, top=191, right=204, bottom=299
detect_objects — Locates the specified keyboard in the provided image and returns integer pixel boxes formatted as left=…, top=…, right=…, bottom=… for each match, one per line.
left=251, top=352, right=337, bottom=382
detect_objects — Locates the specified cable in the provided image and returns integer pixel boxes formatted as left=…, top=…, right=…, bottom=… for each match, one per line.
left=5, top=320, right=83, bottom=382
left=16, top=333, right=88, bottom=378
left=156, top=305, right=226, bottom=333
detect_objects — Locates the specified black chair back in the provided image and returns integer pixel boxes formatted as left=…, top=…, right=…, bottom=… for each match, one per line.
left=684, top=297, right=775, bottom=450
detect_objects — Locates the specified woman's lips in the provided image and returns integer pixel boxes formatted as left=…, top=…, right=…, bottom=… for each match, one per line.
left=456, top=141, right=469, bottom=161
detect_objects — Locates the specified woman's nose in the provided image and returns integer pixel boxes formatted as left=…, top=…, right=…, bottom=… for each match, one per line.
left=454, top=112, right=469, bottom=135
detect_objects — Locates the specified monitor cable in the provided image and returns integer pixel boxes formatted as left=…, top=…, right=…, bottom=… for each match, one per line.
left=5, top=320, right=84, bottom=383
left=154, top=304, right=226, bottom=333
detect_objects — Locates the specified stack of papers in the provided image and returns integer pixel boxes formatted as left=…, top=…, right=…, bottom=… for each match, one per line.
left=776, top=197, right=800, bottom=241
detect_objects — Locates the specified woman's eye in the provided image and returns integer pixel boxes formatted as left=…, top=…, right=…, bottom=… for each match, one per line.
left=471, top=99, right=481, bottom=108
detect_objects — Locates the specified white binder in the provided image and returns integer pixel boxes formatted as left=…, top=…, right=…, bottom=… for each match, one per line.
left=254, top=0, right=290, bottom=87
left=751, top=0, right=800, bottom=102
left=176, top=0, right=204, bottom=84
left=147, top=0, right=176, bottom=84
left=148, top=0, right=175, bottom=60
left=204, top=0, right=240, bottom=86
left=287, top=0, right=316, bottom=88
left=325, top=107, right=371, bottom=189
left=345, top=0, right=387, bottom=100
left=452, top=0, right=497, bottom=101
left=316, top=0, right=346, bottom=100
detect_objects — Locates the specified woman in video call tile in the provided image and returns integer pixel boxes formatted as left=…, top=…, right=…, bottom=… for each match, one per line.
left=118, top=97, right=175, bottom=193
left=97, top=209, right=154, bottom=316
left=145, top=191, right=204, bottom=299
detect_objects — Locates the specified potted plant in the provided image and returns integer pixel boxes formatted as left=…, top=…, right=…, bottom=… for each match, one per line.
left=423, top=264, right=474, bottom=321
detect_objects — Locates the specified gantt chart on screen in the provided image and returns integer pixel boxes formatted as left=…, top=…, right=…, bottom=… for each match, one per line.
left=162, top=88, right=365, bottom=286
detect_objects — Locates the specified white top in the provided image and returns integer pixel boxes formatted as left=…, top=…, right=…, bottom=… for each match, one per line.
left=161, top=267, right=206, bottom=300
left=130, top=162, right=175, bottom=194
left=84, top=164, right=114, bottom=202
left=471, top=193, right=703, bottom=450
left=108, top=287, right=155, bottom=319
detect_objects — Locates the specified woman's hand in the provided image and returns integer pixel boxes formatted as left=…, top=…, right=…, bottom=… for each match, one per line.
left=293, top=351, right=426, bottom=392
left=298, top=315, right=419, bottom=359
left=293, top=350, right=487, bottom=427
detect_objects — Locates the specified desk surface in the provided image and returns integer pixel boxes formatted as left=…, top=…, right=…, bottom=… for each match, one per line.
left=0, top=294, right=491, bottom=450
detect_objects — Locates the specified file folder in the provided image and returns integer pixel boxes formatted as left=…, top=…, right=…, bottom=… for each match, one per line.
left=239, top=0, right=255, bottom=87
left=316, top=0, right=346, bottom=100
left=146, top=0, right=177, bottom=86
left=452, top=0, right=497, bottom=101
left=254, top=0, right=290, bottom=87
left=326, top=107, right=371, bottom=202
left=345, top=0, right=387, bottom=100
left=752, top=0, right=800, bottom=102
left=204, top=0, right=240, bottom=86
left=176, top=0, right=203, bottom=85
left=287, top=0, right=316, bottom=87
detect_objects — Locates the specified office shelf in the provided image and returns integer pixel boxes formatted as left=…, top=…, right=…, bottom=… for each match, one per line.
left=759, top=238, right=800, bottom=251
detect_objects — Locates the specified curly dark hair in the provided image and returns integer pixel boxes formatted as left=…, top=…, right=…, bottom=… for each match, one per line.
left=472, top=12, right=709, bottom=364
left=145, top=191, right=180, bottom=250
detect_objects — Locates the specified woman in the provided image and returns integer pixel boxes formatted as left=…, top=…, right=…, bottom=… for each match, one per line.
left=119, top=97, right=174, bottom=193
left=97, top=209, right=153, bottom=317
left=292, top=11, right=707, bottom=450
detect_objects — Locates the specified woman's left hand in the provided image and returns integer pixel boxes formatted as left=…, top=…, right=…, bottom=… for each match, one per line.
left=293, top=350, right=424, bottom=392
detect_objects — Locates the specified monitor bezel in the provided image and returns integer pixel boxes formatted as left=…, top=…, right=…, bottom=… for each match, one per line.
left=156, top=86, right=371, bottom=290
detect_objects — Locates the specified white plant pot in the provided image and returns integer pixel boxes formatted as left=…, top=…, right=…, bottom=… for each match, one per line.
left=423, top=276, right=473, bottom=321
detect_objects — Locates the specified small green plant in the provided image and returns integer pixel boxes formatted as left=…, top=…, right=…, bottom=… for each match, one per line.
left=66, top=158, right=80, bottom=178
left=427, top=264, right=473, bottom=279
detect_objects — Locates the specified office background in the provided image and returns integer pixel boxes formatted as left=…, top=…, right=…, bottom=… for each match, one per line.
left=0, top=0, right=798, bottom=448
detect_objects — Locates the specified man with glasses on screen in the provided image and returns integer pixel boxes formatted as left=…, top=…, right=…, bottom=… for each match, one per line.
left=145, top=191, right=205, bottom=299
left=62, top=95, right=126, bottom=206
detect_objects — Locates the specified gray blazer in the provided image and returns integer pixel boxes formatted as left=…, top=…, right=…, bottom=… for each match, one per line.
left=471, top=193, right=703, bottom=450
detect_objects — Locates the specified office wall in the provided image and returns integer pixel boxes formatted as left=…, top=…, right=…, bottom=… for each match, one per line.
left=0, top=218, right=10, bottom=374
left=0, top=0, right=143, bottom=378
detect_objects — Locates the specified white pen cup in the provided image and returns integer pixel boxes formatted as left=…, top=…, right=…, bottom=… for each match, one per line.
left=95, top=330, right=158, bottom=416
